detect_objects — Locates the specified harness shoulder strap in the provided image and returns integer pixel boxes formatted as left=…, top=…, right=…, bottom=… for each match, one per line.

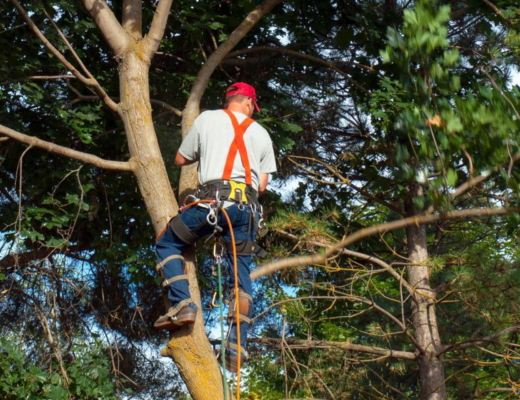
left=221, top=109, right=255, bottom=186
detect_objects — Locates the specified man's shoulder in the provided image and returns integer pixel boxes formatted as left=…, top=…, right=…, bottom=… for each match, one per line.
left=197, top=109, right=225, bottom=121
left=249, top=119, right=270, bottom=140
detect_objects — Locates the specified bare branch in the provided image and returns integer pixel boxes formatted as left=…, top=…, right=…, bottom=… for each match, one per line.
left=248, top=337, right=417, bottom=361
left=122, top=0, right=142, bottom=38
left=226, top=46, right=370, bottom=93
left=80, top=0, right=130, bottom=56
left=64, top=93, right=182, bottom=117
left=482, top=0, right=513, bottom=25
left=42, top=7, right=93, bottom=79
left=0, top=124, right=134, bottom=172
left=0, top=245, right=88, bottom=271
left=182, top=0, right=284, bottom=134
left=10, top=0, right=120, bottom=112
left=144, top=0, right=174, bottom=58
left=439, top=325, right=520, bottom=356
left=2, top=75, right=76, bottom=85
left=252, top=207, right=519, bottom=280
left=289, top=155, right=404, bottom=215
left=274, top=228, right=415, bottom=295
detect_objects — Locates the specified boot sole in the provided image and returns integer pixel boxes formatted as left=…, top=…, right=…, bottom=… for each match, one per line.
left=154, top=317, right=195, bottom=331
left=154, top=308, right=197, bottom=331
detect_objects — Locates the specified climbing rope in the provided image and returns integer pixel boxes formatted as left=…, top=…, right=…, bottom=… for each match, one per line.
left=213, top=240, right=228, bottom=400
left=220, top=207, right=242, bottom=400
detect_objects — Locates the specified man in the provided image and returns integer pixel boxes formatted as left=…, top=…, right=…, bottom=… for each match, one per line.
left=154, top=82, right=277, bottom=373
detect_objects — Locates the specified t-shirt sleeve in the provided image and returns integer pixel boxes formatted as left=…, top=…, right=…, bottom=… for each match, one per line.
left=260, top=139, right=277, bottom=174
left=178, top=118, right=201, bottom=161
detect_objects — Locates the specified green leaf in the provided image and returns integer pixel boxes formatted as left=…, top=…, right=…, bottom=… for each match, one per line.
left=446, top=168, right=457, bottom=187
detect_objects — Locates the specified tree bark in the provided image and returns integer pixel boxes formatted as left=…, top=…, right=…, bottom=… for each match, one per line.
left=118, top=43, right=227, bottom=400
left=405, top=184, right=447, bottom=400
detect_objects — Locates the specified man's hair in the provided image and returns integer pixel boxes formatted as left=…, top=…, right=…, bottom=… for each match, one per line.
left=225, top=93, right=249, bottom=108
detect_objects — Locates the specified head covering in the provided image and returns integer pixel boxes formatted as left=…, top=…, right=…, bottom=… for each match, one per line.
left=225, top=82, right=260, bottom=112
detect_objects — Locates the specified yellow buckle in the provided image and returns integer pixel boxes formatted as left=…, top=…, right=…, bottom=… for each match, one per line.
left=228, top=181, right=248, bottom=204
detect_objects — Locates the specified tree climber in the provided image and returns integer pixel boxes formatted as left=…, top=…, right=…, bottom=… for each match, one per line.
left=154, top=83, right=277, bottom=373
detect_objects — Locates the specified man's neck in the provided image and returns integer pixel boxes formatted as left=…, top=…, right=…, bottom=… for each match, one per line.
left=226, top=103, right=249, bottom=116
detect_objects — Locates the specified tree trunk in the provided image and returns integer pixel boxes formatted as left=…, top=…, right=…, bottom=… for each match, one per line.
left=405, top=185, right=447, bottom=400
left=118, top=44, right=227, bottom=400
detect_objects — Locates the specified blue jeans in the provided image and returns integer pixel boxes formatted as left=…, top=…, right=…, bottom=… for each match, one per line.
left=155, top=204, right=255, bottom=351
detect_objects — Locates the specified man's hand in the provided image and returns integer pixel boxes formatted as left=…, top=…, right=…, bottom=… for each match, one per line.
left=175, top=151, right=197, bottom=166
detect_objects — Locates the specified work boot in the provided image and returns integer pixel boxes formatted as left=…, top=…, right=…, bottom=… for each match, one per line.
left=154, top=302, right=197, bottom=331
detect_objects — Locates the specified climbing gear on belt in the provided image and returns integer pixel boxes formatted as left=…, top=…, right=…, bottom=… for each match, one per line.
left=222, top=109, right=255, bottom=186
left=153, top=299, right=197, bottom=330
left=194, top=180, right=259, bottom=207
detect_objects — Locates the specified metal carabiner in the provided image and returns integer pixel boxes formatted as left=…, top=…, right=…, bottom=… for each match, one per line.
left=213, top=241, right=225, bottom=258
left=257, top=217, right=268, bottom=237
left=207, top=206, right=217, bottom=226
left=211, top=292, right=220, bottom=308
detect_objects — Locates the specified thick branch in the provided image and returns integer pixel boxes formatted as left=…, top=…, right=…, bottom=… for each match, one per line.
left=182, top=0, right=284, bottom=134
left=81, top=0, right=130, bottom=56
left=252, top=207, right=518, bottom=280
left=0, top=124, right=134, bottom=172
left=10, top=0, right=119, bottom=112
left=122, top=0, right=142, bottom=38
left=211, top=337, right=417, bottom=360
left=144, top=0, right=174, bottom=58
left=0, top=245, right=87, bottom=270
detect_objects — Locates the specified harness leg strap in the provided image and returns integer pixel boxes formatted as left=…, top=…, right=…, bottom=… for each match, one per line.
left=156, top=255, right=189, bottom=288
left=168, top=216, right=200, bottom=244
left=227, top=289, right=253, bottom=324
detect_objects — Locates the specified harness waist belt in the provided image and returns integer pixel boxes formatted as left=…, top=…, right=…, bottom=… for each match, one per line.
left=195, top=180, right=258, bottom=206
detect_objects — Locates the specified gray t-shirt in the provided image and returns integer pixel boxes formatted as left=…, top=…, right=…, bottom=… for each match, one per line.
left=179, top=110, right=277, bottom=191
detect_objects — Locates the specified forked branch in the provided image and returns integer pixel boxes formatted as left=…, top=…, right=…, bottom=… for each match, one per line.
left=80, top=0, right=130, bottom=56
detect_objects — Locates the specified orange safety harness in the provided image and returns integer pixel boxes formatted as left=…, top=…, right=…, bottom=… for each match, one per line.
left=221, top=109, right=255, bottom=186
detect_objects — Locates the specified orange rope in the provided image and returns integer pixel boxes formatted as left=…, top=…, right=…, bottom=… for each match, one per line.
left=220, top=208, right=241, bottom=400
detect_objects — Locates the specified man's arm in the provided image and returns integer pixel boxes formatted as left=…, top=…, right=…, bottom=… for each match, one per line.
left=175, top=151, right=197, bottom=167
left=259, top=173, right=269, bottom=193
